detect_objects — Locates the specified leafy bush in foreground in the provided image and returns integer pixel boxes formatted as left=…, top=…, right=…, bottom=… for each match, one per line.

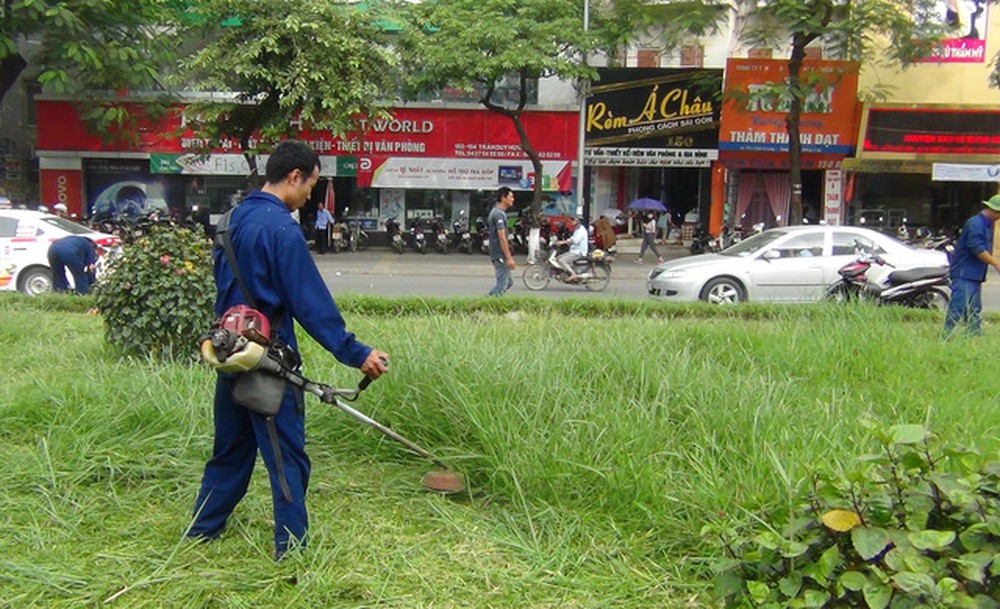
left=95, top=226, right=214, bottom=360
left=706, top=421, right=1000, bottom=608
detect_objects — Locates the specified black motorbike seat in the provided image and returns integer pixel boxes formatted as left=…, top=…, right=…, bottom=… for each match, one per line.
left=885, top=267, right=948, bottom=286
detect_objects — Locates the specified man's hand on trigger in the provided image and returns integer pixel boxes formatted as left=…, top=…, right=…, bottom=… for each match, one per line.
left=360, top=350, right=389, bottom=379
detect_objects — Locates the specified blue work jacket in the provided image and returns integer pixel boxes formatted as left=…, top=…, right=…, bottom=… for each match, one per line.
left=950, top=212, right=995, bottom=283
left=214, top=191, right=371, bottom=367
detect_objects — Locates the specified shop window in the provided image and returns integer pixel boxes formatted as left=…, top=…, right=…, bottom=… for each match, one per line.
left=637, top=49, right=660, bottom=67
left=680, top=45, right=704, bottom=67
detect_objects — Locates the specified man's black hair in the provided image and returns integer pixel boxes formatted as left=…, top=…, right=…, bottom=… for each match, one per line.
left=265, top=140, right=320, bottom=184
left=496, top=186, right=513, bottom=202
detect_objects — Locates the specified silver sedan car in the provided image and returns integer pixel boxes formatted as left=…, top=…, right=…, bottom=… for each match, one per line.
left=647, top=225, right=949, bottom=304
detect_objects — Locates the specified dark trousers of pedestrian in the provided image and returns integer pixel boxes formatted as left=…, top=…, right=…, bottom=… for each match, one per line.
left=944, top=277, right=983, bottom=336
left=489, top=258, right=513, bottom=296
left=315, top=226, right=329, bottom=254
left=188, top=375, right=310, bottom=560
left=638, top=233, right=661, bottom=261
left=47, top=241, right=92, bottom=294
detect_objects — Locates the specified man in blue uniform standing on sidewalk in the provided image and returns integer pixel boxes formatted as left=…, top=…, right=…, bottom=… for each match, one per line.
left=187, top=140, right=389, bottom=559
left=944, top=194, right=1000, bottom=336
left=47, top=235, right=97, bottom=294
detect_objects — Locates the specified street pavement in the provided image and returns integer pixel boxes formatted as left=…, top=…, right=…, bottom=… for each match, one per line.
left=312, top=236, right=667, bottom=300
left=312, top=236, right=1000, bottom=309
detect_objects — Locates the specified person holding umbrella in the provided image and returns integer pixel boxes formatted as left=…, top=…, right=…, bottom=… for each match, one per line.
left=636, top=212, right=664, bottom=264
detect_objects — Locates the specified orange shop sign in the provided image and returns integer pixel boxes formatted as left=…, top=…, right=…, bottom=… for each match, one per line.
left=719, top=58, right=860, bottom=157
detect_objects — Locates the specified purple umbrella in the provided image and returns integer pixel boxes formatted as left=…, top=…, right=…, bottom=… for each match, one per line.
left=626, top=197, right=667, bottom=212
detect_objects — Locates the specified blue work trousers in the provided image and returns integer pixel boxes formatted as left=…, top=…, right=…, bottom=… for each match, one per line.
left=189, top=374, right=310, bottom=557
left=944, top=277, right=983, bottom=336
left=489, top=258, right=513, bottom=296
left=47, top=239, right=93, bottom=294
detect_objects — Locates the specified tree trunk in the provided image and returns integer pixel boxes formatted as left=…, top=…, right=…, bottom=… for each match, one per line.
left=0, top=53, right=27, bottom=105
left=482, top=73, right=543, bottom=228
left=786, top=33, right=806, bottom=226
left=509, top=115, right=545, bottom=225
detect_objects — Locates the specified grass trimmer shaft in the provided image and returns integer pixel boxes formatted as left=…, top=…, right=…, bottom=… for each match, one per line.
left=257, top=357, right=466, bottom=493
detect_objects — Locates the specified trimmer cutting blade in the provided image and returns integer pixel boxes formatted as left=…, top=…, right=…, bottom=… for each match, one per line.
left=421, top=469, right=466, bottom=493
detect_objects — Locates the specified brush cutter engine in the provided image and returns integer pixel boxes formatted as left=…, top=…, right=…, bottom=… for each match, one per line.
left=200, top=305, right=272, bottom=374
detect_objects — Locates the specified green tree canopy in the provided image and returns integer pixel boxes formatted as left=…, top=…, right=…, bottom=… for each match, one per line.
left=0, top=0, right=180, bottom=104
left=174, top=0, right=399, bottom=174
left=730, top=0, right=950, bottom=225
left=396, top=0, right=598, bottom=222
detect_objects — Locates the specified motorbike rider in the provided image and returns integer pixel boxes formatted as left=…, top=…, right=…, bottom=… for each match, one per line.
left=556, top=213, right=589, bottom=282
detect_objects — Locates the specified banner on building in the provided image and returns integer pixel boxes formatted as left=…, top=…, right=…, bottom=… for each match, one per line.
left=719, top=58, right=860, bottom=161
left=584, top=68, right=721, bottom=167
left=915, top=1, right=990, bottom=64
left=932, top=162, right=1000, bottom=181
left=37, top=101, right=577, bottom=162
left=861, top=107, right=1000, bottom=156
left=358, top=157, right=572, bottom=191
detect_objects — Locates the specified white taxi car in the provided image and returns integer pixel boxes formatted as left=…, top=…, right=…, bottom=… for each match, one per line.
left=0, top=209, right=121, bottom=296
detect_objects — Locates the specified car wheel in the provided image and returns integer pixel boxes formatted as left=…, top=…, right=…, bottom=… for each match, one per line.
left=699, top=277, right=745, bottom=304
left=18, top=266, right=53, bottom=297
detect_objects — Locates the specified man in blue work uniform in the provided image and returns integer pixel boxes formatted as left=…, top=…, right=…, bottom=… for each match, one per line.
left=47, top=235, right=97, bottom=294
left=187, top=140, right=389, bottom=559
left=944, top=193, right=1000, bottom=336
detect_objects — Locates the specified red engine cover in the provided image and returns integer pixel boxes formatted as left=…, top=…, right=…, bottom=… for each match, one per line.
left=219, top=305, right=270, bottom=345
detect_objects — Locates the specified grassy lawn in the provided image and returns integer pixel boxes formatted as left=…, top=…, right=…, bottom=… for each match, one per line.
left=2, top=294, right=998, bottom=607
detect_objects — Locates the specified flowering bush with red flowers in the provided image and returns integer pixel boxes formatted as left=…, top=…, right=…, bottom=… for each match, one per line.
left=95, top=225, right=214, bottom=360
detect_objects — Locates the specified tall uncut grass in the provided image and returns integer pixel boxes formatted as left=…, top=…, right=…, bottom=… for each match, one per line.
left=2, top=293, right=999, bottom=607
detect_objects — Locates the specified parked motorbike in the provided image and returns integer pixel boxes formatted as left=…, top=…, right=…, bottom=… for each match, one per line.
left=384, top=216, right=404, bottom=255
left=511, top=217, right=529, bottom=254
left=430, top=217, right=449, bottom=254
left=826, top=244, right=950, bottom=309
left=330, top=220, right=348, bottom=252
left=410, top=218, right=427, bottom=254
left=537, top=222, right=552, bottom=252
left=522, top=245, right=614, bottom=292
left=473, top=216, right=489, bottom=254
left=452, top=211, right=472, bottom=254
left=689, top=226, right=712, bottom=255
left=342, top=208, right=369, bottom=252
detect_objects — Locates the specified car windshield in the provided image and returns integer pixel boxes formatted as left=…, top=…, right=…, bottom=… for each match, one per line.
left=41, top=217, right=91, bottom=235
left=721, top=230, right=786, bottom=257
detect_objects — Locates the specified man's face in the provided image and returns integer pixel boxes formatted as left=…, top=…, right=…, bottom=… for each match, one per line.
left=287, top=166, right=320, bottom=210
left=501, top=192, right=515, bottom=209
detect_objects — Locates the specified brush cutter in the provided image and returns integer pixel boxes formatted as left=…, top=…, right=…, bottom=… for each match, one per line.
left=201, top=334, right=465, bottom=493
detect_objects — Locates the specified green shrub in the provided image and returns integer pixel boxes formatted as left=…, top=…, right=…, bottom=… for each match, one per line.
left=94, top=226, right=215, bottom=360
left=705, top=421, right=1000, bottom=608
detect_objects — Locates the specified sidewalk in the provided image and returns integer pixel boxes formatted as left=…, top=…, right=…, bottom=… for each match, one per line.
left=311, top=237, right=690, bottom=280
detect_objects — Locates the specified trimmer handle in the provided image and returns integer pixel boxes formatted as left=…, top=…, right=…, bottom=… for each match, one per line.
left=358, top=357, right=389, bottom=391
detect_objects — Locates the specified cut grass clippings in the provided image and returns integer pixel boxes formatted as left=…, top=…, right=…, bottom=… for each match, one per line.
left=1, top=293, right=999, bottom=607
